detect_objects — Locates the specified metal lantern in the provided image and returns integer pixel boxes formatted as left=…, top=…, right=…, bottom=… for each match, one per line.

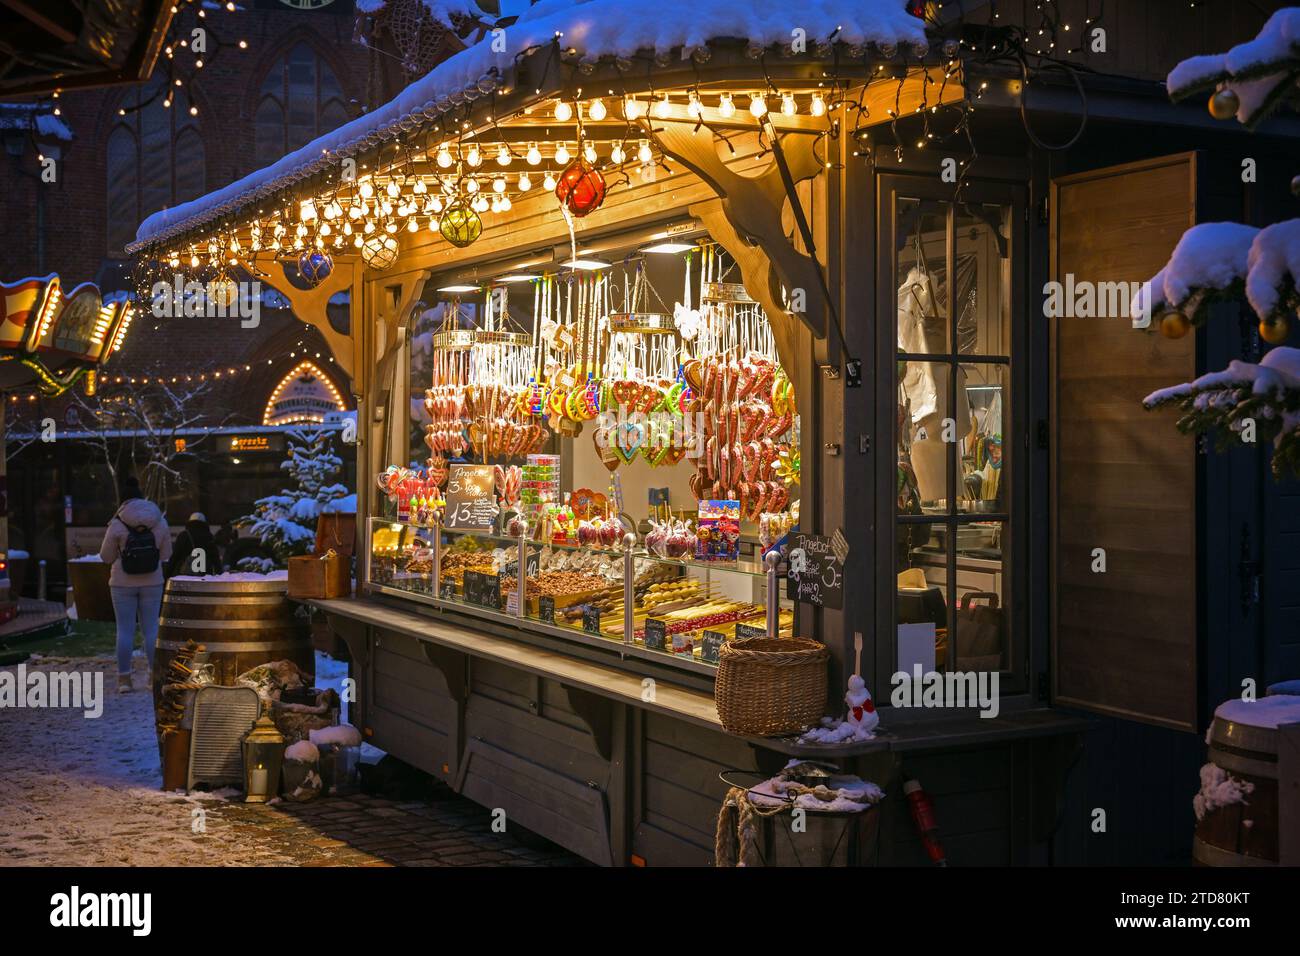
left=298, top=250, right=334, bottom=286
left=241, top=709, right=286, bottom=803
left=361, top=233, right=400, bottom=271
left=555, top=158, right=607, bottom=217
left=439, top=202, right=482, bottom=248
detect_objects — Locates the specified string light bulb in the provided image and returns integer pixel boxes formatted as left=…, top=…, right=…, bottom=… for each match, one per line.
left=466, top=144, right=482, bottom=167
left=624, top=98, right=643, bottom=120
left=587, top=98, right=607, bottom=121
left=526, top=142, right=542, bottom=165
left=554, top=100, right=573, bottom=122
left=554, top=142, right=571, bottom=164
left=718, top=93, right=735, bottom=118
left=436, top=144, right=453, bottom=168
left=810, top=92, right=826, bottom=117
left=496, top=144, right=511, bottom=167
left=583, top=140, right=597, bottom=163
left=781, top=92, right=796, bottom=116
left=749, top=92, right=768, bottom=117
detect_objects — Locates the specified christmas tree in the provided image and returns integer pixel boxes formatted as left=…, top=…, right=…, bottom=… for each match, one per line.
left=1141, top=9, right=1300, bottom=478
left=237, top=427, right=350, bottom=569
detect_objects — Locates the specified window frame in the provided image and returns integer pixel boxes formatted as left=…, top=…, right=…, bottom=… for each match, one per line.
left=253, top=41, right=349, bottom=168
left=875, top=174, right=1030, bottom=698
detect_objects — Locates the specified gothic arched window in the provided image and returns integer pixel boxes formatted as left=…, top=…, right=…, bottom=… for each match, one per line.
left=253, top=42, right=349, bottom=169
left=105, top=76, right=205, bottom=254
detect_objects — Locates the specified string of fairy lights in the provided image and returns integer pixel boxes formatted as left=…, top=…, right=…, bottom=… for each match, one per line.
left=130, top=1, right=1118, bottom=291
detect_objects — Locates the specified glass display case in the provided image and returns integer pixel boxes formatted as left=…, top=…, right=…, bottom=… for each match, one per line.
left=367, top=517, right=792, bottom=672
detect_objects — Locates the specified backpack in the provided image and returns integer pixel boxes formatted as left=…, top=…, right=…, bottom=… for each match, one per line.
left=115, top=514, right=160, bottom=574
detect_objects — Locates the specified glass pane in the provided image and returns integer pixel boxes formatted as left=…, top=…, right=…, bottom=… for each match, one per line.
left=287, top=44, right=316, bottom=149
left=896, top=518, right=949, bottom=673
left=955, top=203, right=1010, bottom=356
left=138, top=91, right=170, bottom=216
left=898, top=359, right=953, bottom=514
left=896, top=197, right=949, bottom=356
left=174, top=128, right=205, bottom=205
left=254, top=97, right=284, bottom=169
left=957, top=363, right=1007, bottom=515
left=950, top=520, right=1007, bottom=673
left=105, top=126, right=137, bottom=252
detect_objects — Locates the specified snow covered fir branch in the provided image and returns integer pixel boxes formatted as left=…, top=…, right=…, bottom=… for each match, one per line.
left=1140, top=7, right=1300, bottom=478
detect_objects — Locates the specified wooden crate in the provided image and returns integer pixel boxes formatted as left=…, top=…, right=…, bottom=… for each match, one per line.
left=288, top=553, right=351, bottom=600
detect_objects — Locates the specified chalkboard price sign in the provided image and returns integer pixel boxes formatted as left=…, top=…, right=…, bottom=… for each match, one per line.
left=463, top=570, right=501, bottom=609
left=538, top=595, right=556, bottom=624
left=785, top=532, right=844, bottom=610
left=701, top=630, right=726, bottom=663
left=735, top=622, right=767, bottom=640
left=503, top=550, right=541, bottom=578
left=439, top=578, right=457, bottom=601
left=444, top=464, right=498, bottom=531
left=582, top=605, right=602, bottom=635
left=644, top=618, right=668, bottom=651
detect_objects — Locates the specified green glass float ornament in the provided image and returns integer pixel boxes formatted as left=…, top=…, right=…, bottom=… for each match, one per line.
left=439, top=202, right=482, bottom=248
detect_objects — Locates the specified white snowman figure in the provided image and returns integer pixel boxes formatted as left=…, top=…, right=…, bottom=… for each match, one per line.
left=844, top=675, right=879, bottom=733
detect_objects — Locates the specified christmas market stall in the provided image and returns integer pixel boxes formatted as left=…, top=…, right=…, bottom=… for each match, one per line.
left=127, top=0, right=1300, bottom=866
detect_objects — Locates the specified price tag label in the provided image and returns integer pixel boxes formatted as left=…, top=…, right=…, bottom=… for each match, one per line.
left=735, top=622, right=766, bottom=640
left=701, top=630, right=726, bottom=664
left=582, top=605, right=602, bottom=635
left=538, top=595, right=556, bottom=624
left=463, top=570, right=501, bottom=609
left=444, top=464, right=497, bottom=531
left=785, top=532, right=845, bottom=610
left=439, top=578, right=457, bottom=601
left=644, top=618, right=668, bottom=651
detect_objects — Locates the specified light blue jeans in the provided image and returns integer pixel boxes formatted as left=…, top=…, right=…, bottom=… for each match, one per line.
left=111, top=584, right=165, bottom=676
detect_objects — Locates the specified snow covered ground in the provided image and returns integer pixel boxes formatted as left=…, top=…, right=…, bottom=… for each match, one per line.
left=0, top=654, right=335, bottom=866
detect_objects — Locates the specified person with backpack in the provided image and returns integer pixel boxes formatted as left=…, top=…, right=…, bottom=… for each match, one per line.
left=99, top=476, right=173, bottom=694
left=166, top=512, right=223, bottom=578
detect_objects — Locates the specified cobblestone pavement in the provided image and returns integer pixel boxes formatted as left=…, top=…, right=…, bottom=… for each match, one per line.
left=0, top=656, right=578, bottom=867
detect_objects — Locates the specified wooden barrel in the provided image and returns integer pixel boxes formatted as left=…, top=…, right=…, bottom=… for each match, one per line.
left=1192, top=696, right=1296, bottom=866
left=153, top=577, right=313, bottom=706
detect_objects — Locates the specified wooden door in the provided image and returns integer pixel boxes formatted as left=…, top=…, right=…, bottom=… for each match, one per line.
left=1050, top=153, right=1199, bottom=731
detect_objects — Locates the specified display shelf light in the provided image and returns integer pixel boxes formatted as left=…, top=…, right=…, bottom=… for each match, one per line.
left=640, top=241, right=697, bottom=254
left=561, top=257, right=611, bottom=271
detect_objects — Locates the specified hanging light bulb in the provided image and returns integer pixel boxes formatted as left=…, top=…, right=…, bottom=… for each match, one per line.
left=583, top=140, right=597, bottom=164
left=749, top=92, right=768, bottom=117
left=554, top=142, right=571, bottom=164
left=588, top=98, right=607, bottom=121
left=466, top=178, right=479, bottom=193
left=189, top=255, right=199, bottom=268
left=407, top=218, right=420, bottom=233
left=610, top=143, right=626, bottom=164
left=466, top=144, right=482, bottom=167
left=499, top=195, right=512, bottom=212
left=343, top=222, right=353, bottom=235
left=810, top=92, right=826, bottom=117
left=491, top=196, right=503, bottom=214
left=359, top=180, right=375, bottom=199
left=412, top=178, right=428, bottom=195
left=436, top=144, right=453, bottom=168
left=472, top=194, right=489, bottom=212
left=518, top=172, right=532, bottom=191
left=386, top=180, right=400, bottom=199
left=554, top=100, right=573, bottom=122
left=496, top=144, right=511, bottom=167
left=781, top=92, right=797, bottom=116
left=637, top=139, right=652, bottom=164
left=543, top=171, right=557, bottom=191
left=299, top=199, right=318, bottom=221
left=493, top=176, right=507, bottom=194
left=385, top=221, right=398, bottom=234
left=718, top=93, right=735, bottom=118
left=354, top=235, right=364, bottom=248
left=526, top=142, right=542, bottom=165
left=320, top=222, right=332, bottom=237
left=687, top=91, right=703, bottom=118
left=653, top=93, right=671, bottom=118
left=624, top=98, right=643, bottom=120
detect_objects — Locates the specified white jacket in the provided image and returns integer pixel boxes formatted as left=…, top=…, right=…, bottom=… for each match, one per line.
left=99, top=498, right=173, bottom=587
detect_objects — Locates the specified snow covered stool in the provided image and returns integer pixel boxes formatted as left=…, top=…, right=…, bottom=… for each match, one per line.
left=309, top=723, right=364, bottom=796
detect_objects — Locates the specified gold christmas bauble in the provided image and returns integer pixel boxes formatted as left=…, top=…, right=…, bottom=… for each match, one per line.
left=1208, top=87, right=1240, bottom=120
left=1160, top=311, right=1191, bottom=339
left=1260, top=317, right=1290, bottom=345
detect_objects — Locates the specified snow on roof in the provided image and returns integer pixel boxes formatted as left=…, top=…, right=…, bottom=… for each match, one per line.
left=1167, top=8, right=1300, bottom=126
left=0, top=103, right=74, bottom=142
left=131, top=0, right=926, bottom=250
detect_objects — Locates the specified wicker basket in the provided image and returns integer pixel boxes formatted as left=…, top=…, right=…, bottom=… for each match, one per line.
left=715, top=637, right=830, bottom=736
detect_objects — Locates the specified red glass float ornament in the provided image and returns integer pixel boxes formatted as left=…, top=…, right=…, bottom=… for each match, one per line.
left=555, top=158, right=607, bottom=217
